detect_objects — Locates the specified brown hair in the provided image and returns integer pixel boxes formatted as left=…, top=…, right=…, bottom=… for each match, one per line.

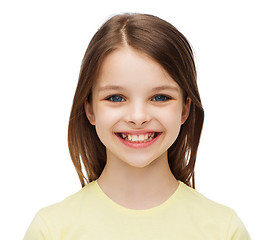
left=68, top=13, right=204, bottom=188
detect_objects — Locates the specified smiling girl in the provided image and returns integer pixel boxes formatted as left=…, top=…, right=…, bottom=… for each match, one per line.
left=24, top=13, right=250, bottom=239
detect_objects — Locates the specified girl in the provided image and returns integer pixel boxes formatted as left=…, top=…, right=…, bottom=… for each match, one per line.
left=24, top=13, right=251, bottom=239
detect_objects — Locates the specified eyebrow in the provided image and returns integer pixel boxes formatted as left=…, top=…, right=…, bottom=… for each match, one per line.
left=98, top=85, right=179, bottom=92
left=98, top=85, right=125, bottom=91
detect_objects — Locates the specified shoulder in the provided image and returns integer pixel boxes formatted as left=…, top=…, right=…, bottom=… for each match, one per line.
left=178, top=182, right=235, bottom=217
left=176, top=182, right=251, bottom=239
left=36, top=181, right=96, bottom=222
left=24, top=182, right=96, bottom=239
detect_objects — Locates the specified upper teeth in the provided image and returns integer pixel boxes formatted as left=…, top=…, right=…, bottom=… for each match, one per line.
left=121, top=133, right=155, bottom=142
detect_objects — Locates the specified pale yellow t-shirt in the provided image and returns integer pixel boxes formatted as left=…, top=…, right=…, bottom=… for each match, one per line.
left=24, top=180, right=250, bottom=239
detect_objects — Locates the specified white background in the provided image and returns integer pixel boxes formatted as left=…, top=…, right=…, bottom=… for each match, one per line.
left=1, top=0, right=279, bottom=239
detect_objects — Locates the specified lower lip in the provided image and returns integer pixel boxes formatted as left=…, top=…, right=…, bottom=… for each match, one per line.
left=115, top=133, right=162, bottom=149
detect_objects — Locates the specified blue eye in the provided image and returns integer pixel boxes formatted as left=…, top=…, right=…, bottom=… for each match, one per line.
left=152, top=95, right=170, bottom=101
left=107, top=95, right=125, bottom=102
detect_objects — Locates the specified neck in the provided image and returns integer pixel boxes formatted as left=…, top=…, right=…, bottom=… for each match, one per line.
left=97, top=151, right=179, bottom=210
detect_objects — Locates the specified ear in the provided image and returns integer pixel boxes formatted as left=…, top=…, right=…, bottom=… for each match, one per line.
left=84, top=100, right=95, bottom=125
left=181, top=97, right=191, bottom=125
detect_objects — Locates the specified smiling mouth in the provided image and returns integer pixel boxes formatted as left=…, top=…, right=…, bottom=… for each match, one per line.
left=116, top=132, right=160, bottom=143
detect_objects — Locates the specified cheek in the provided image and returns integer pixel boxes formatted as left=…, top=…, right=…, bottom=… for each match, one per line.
left=156, top=105, right=182, bottom=133
left=96, top=108, right=120, bottom=123
left=94, top=106, right=122, bottom=134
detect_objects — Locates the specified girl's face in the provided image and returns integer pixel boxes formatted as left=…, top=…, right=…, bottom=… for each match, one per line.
left=85, top=47, right=190, bottom=169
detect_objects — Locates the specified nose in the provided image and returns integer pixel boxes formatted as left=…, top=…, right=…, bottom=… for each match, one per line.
left=125, top=102, right=151, bottom=126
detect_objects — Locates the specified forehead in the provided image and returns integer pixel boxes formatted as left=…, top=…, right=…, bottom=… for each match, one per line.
left=94, top=47, right=180, bottom=90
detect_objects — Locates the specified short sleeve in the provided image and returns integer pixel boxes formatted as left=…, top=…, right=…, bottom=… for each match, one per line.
left=227, top=211, right=251, bottom=240
left=23, top=212, right=50, bottom=240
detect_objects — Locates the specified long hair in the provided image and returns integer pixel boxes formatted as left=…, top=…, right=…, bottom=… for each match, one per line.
left=68, top=13, right=204, bottom=188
